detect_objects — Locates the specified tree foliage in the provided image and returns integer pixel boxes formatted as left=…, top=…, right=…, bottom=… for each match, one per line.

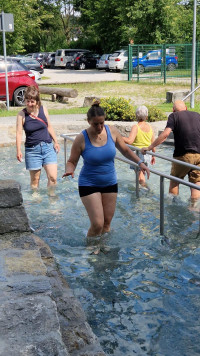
left=0, top=0, right=199, bottom=54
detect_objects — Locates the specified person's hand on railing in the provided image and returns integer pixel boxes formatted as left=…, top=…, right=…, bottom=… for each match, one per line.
left=141, top=146, right=149, bottom=155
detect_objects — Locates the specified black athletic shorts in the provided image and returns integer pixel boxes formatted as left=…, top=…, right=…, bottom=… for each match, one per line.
left=79, top=183, right=118, bottom=197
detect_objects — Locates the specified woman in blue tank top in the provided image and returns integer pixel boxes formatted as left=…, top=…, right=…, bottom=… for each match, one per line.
left=16, top=86, right=60, bottom=193
left=63, top=101, right=150, bottom=238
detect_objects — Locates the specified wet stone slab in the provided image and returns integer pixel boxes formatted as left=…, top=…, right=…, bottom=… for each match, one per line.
left=0, top=295, right=69, bottom=356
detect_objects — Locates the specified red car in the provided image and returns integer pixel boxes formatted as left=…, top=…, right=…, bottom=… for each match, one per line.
left=0, top=60, right=38, bottom=106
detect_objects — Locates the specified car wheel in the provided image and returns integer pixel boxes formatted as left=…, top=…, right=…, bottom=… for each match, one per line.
left=167, top=63, right=176, bottom=71
left=136, top=65, right=144, bottom=74
left=79, top=62, right=86, bottom=70
left=13, top=87, right=26, bottom=106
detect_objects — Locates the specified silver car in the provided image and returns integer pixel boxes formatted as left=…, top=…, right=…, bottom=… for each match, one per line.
left=96, top=54, right=112, bottom=71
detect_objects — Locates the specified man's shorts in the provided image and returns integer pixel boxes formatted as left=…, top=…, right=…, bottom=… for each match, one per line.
left=25, top=142, right=57, bottom=170
left=170, top=152, right=200, bottom=183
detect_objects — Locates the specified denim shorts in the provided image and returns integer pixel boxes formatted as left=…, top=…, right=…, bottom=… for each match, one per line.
left=130, top=152, right=151, bottom=170
left=25, top=142, right=57, bottom=170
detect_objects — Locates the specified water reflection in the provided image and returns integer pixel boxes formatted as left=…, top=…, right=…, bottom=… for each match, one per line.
left=1, top=145, right=200, bottom=355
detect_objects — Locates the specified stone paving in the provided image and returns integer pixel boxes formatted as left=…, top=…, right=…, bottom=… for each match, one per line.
left=0, top=114, right=168, bottom=147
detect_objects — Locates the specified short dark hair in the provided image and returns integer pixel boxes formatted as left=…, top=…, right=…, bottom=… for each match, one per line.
left=24, top=86, right=41, bottom=106
left=87, top=100, right=105, bottom=121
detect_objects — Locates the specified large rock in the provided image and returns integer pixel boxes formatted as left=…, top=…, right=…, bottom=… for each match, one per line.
left=166, top=90, right=190, bottom=103
left=0, top=295, right=69, bottom=356
left=83, top=97, right=100, bottom=107
left=0, top=180, right=23, bottom=208
left=0, top=206, right=31, bottom=234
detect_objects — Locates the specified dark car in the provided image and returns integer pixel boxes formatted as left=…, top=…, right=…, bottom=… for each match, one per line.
left=8, top=57, right=44, bottom=74
left=70, top=52, right=100, bottom=70
left=44, top=52, right=55, bottom=68
left=0, top=59, right=38, bottom=106
left=25, top=52, right=48, bottom=65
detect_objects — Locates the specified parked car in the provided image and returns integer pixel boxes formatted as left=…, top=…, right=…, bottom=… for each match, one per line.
left=44, top=52, right=55, bottom=68
left=0, top=59, right=38, bottom=106
left=25, top=52, right=48, bottom=65
left=132, top=50, right=178, bottom=73
left=70, top=52, right=100, bottom=70
left=108, top=49, right=128, bottom=71
left=7, top=57, right=44, bottom=74
left=96, top=54, right=112, bottom=70
left=55, top=49, right=90, bottom=68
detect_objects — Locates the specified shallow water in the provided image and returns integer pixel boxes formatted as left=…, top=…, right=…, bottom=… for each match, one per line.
left=1, top=144, right=200, bottom=356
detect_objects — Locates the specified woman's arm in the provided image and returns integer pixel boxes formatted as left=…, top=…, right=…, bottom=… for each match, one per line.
left=110, top=126, right=150, bottom=179
left=122, top=125, right=138, bottom=145
left=43, top=106, right=60, bottom=153
left=62, top=134, right=84, bottom=178
left=16, top=111, right=24, bottom=162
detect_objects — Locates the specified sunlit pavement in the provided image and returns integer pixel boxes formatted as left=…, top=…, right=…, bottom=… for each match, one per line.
left=41, top=68, right=127, bottom=84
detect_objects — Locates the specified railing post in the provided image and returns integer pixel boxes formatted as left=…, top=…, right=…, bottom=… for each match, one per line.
left=128, top=44, right=133, bottom=81
left=160, top=176, right=165, bottom=235
left=64, top=138, right=67, bottom=171
left=136, top=168, right=140, bottom=198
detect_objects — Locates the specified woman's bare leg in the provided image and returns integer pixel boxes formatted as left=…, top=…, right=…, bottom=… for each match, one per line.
left=30, top=170, right=41, bottom=189
left=44, top=164, right=57, bottom=186
left=81, top=193, right=104, bottom=237
left=138, top=171, right=145, bottom=185
left=102, top=192, right=117, bottom=233
left=44, top=164, right=57, bottom=196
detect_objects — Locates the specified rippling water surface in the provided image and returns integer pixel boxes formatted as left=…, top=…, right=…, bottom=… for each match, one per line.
left=1, top=144, right=200, bottom=356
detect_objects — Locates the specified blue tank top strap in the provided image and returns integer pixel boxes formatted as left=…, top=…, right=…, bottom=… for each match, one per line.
left=82, top=129, right=90, bottom=146
left=105, top=125, right=114, bottom=142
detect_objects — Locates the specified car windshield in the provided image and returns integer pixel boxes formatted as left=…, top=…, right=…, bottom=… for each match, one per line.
left=111, top=52, right=121, bottom=57
left=0, top=61, right=28, bottom=73
left=20, top=59, right=39, bottom=65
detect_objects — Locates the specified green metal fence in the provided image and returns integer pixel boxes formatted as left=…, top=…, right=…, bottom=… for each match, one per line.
left=125, top=43, right=199, bottom=83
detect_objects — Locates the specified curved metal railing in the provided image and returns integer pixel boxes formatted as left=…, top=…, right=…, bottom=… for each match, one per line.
left=60, top=133, right=200, bottom=236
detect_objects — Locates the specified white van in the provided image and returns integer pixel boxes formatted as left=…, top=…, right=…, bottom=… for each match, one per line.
left=55, top=49, right=89, bottom=68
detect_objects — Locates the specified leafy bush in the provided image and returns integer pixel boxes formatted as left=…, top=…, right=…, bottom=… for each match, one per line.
left=147, top=105, right=167, bottom=122
left=100, top=97, right=167, bottom=121
left=101, top=97, right=136, bottom=121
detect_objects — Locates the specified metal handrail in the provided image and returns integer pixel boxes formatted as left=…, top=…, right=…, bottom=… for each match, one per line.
left=128, top=144, right=200, bottom=171
left=60, top=133, right=200, bottom=236
left=182, top=83, right=200, bottom=101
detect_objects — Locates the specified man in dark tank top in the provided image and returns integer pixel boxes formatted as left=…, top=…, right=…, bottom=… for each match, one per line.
left=141, top=100, right=200, bottom=202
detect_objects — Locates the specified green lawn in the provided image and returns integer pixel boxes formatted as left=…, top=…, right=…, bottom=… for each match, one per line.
left=1, top=80, right=200, bottom=117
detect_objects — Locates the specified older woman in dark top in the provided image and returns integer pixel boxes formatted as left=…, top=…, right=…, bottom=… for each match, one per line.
left=16, top=86, right=60, bottom=191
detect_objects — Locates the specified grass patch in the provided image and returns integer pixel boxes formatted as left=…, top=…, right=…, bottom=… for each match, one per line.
left=0, top=107, right=88, bottom=117
left=1, top=80, right=200, bottom=117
